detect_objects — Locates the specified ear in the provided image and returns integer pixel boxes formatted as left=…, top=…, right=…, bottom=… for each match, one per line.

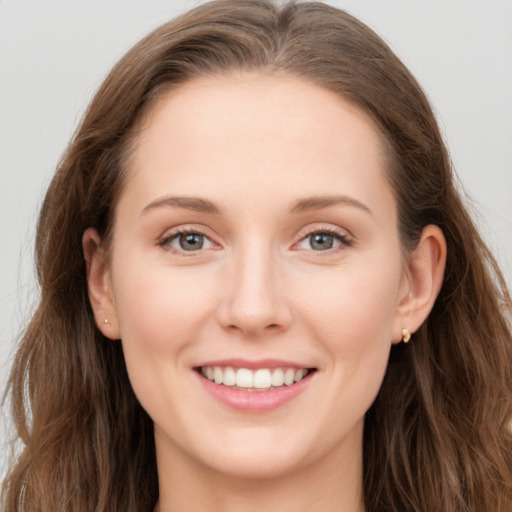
left=83, top=227, right=120, bottom=340
left=392, top=224, right=447, bottom=344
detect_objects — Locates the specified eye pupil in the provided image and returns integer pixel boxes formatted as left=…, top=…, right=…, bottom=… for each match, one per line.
left=310, top=233, right=334, bottom=250
left=179, top=233, right=204, bottom=251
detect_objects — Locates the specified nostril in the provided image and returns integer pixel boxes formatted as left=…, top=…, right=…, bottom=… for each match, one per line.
left=225, top=322, right=280, bottom=334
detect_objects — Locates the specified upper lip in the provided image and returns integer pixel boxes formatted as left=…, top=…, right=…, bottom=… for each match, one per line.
left=195, top=358, right=315, bottom=370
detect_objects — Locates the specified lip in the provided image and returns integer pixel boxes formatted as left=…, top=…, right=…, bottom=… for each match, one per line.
left=194, top=364, right=316, bottom=413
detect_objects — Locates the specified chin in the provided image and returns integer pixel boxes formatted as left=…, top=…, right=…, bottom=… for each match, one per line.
left=185, top=425, right=324, bottom=481
left=204, top=450, right=307, bottom=480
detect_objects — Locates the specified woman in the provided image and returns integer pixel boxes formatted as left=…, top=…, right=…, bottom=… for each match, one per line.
left=2, top=1, right=511, bottom=511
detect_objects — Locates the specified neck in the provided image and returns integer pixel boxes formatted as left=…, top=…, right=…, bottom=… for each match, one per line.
left=154, top=428, right=365, bottom=512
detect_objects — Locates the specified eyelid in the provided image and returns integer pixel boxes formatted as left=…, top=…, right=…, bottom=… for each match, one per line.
left=292, top=224, right=353, bottom=252
left=156, top=223, right=353, bottom=255
left=158, top=225, right=221, bottom=255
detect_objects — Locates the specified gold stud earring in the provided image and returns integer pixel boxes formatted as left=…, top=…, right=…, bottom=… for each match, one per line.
left=402, top=328, right=411, bottom=343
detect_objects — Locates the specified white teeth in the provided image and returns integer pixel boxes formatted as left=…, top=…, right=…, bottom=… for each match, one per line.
left=213, top=367, right=223, bottom=385
left=223, top=366, right=236, bottom=386
left=236, top=368, right=254, bottom=388
left=253, top=369, right=272, bottom=389
left=271, top=368, right=284, bottom=387
left=200, top=366, right=310, bottom=390
left=294, top=368, right=307, bottom=382
left=284, top=368, right=295, bottom=386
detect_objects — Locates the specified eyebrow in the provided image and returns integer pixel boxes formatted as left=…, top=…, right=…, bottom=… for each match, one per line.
left=141, top=194, right=371, bottom=217
left=289, top=195, right=372, bottom=215
left=141, top=196, right=221, bottom=215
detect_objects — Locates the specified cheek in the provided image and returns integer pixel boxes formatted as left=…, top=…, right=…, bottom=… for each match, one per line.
left=111, top=254, right=217, bottom=355
left=291, top=255, right=402, bottom=401
left=295, top=262, right=401, bottom=343
left=109, top=257, right=216, bottom=415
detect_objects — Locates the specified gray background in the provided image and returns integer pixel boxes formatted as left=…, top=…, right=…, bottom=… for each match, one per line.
left=1, top=0, right=511, bottom=479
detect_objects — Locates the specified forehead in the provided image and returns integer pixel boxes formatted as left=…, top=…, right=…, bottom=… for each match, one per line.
left=135, top=72, right=387, bottom=157
left=121, top=73, right=394, bottom=220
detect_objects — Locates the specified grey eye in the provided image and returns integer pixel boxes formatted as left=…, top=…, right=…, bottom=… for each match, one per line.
left=296, top=231, right=347, bottom=252
left=309, top=233, right=335, bottom=250
left=170, top=233, right=211, bottom=251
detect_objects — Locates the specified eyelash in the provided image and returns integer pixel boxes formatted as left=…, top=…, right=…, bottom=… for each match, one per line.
left=158, top=226, right=352, bottom=255
left=294, top=226, right=353, bottom=254
left=158, top=227, right=218, bottom=256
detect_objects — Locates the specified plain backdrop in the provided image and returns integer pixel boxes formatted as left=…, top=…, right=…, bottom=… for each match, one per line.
left=1, top=0, right=511, bottom=479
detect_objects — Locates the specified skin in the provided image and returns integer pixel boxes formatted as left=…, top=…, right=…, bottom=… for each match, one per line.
left=84, top=74, right=446, bottom=512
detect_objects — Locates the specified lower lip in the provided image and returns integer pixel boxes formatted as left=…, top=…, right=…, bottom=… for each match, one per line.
left=196, top=371, right=314, bottom=413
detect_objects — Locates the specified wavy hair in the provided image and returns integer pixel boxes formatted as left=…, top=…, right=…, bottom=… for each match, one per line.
left=2, top=1, right=511, bottom=510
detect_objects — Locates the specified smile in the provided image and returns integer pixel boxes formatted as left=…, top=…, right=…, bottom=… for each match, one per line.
left=199, top=366, right=312, bottom=391
left=195, top=362, right=317, bottom=413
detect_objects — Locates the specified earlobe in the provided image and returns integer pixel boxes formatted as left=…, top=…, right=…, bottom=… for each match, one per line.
left=82, top=228, right=120, bottom=340
left=393, top=225, right=447, bottom=344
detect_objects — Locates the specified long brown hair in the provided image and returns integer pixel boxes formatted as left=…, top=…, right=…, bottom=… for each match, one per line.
left=2, top=1, right=511, bottom=510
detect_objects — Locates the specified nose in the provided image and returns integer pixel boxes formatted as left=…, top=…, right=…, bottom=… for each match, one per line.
left=217, top=242, right=292, bottom=337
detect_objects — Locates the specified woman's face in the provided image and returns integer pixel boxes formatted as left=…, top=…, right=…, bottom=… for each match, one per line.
left=100, top=74, right=411, bottom=478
